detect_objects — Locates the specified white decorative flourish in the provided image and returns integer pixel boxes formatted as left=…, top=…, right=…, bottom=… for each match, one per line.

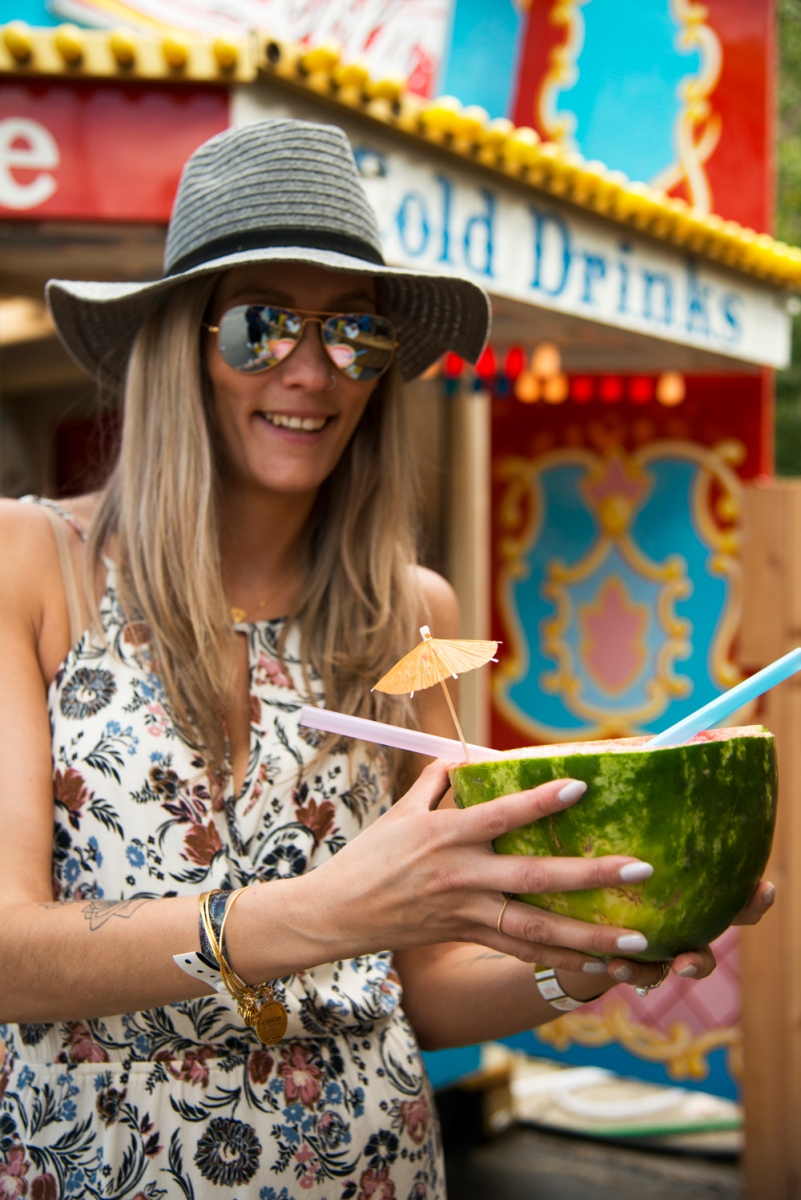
left=650, top=0, right=723, bottom=212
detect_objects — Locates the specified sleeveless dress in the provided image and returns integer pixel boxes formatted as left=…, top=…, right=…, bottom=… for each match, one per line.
left=0, top=498, right=444, bottom=1200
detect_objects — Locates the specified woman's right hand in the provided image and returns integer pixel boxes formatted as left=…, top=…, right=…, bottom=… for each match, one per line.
left=229, top=758, right=656, bottom=980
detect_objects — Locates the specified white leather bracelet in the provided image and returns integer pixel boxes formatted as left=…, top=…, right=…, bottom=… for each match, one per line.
left=174, top=950, right=228, bottom=995
left=534, top=965, right=585, bottom=1012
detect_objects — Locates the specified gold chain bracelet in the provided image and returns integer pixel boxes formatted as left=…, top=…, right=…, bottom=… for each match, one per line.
left=199, top=889, right=288, bottom=1046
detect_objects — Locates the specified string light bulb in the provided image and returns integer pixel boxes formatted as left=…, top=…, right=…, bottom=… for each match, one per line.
left=212, top=37, right=239, bottom=71
left=656, top=371, right=686, bottom=406
left=504, top=346, right=525, bottom=379
left=109, top=27, right=136, bottom=66
left=162, top=32, right=189, bottom=68
left=531, top=342, right=561, bottom=380
left=543, top=373, right=569, bottom=404
left=54, top=23, right=84, bottom=64
left=515, top=370, right=539, bottom=403
left=2, top=20, right=33, bottom=61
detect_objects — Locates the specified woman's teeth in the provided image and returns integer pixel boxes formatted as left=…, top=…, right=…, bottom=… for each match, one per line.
left=261, top=413, right=328, bottom=431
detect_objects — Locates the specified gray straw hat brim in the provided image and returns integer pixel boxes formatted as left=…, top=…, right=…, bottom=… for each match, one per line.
left=45, top=119, right=491, bottom=385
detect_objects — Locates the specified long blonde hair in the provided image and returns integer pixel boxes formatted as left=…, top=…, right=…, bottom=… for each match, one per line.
left=87, top=275, right=422, bottom=771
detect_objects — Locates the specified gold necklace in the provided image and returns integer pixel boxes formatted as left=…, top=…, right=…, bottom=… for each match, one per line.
left=229, top=571, right=298, bottom=625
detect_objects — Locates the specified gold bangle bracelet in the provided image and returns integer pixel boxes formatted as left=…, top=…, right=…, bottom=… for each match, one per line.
left=199, top=888, right=288, bottom=1046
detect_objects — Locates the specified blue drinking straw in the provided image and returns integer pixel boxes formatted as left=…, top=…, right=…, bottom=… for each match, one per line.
left=649, top=647, right=801, bottom=749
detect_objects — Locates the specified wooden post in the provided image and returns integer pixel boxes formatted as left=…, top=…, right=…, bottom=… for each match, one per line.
left=740, top=481, right=801, bottom=1199
left=447, top=381, right=491, bottom=746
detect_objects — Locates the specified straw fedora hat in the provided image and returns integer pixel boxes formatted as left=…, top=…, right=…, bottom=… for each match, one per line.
left=46, top=118, right=491, bottom=384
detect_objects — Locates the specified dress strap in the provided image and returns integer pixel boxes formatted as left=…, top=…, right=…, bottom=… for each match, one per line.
left=20, top=495, right=87, bottom=542
left=20, top=495, right=87, bottom=647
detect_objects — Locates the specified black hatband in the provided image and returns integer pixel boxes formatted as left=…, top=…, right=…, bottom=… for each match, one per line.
left=168, top=228, right=385, bottom=276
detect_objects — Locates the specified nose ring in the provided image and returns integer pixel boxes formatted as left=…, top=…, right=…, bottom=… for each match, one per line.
left=325, top=374, right=336, bottom=391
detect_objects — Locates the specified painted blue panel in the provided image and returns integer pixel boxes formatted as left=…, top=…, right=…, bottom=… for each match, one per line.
left=555, top=0, right=701, bottom=183
left=500, top=1032, right=739, bottom=1102
left=423, top=1036, right=737, bottom=1102
left=421, top=1045, right=481, bottom=1091
left=633, top=459, right=727, bottom=732
left=0, top=0, right=58, bottom=23
left=501, top=452, right=733, bottom=738
left=506, top=463, right=597, bottom=732
left=438, top=0, right=526, bottom=119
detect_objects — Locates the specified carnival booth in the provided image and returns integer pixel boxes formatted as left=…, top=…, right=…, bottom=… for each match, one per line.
left=0, top=1, right=797, bottom=1191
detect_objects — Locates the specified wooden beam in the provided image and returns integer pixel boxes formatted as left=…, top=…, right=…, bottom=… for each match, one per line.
left=741, top=480, right=801, bottom=1199
left=447, top=381, right=490, bottom=746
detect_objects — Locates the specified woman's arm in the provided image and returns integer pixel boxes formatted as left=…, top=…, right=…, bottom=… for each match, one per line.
left=0, top=502, right=217, bottom=1019
left=3, top=756, right=668, bottom=1023
left=394, top=567, right=775, bottom=1049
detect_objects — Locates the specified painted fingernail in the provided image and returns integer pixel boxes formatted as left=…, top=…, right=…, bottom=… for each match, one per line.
left=582, top=960, right=608, bottom=974
left=764, top=883, right=776, bottom=906
left=677, top=964, right=698, bottom=978
left=618, top=862, right=654, bottom=883
left=557, top=780, right=587, bottom=804
left=616, top=933, right=648, bottom=953
left=611, top=964, right=633, bottom=981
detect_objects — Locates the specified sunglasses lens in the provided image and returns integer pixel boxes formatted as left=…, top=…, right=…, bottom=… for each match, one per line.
left=323, top=314, right=396, bottom=381
left=218, top=305, right=302, bottom=373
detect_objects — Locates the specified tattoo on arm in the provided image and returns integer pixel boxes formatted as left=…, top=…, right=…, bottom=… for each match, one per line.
left=39, top=897, right=154, bottom=930
left=454, top=950, right=509, bottom=968
left=81, top=898, right=154, bottom=930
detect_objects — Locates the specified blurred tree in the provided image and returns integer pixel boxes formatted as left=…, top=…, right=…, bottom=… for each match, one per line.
left=776, top=0, right=801, bottom=474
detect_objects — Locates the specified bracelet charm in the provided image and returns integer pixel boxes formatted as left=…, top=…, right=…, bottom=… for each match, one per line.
left=200, top=889, right=288, bottom=1046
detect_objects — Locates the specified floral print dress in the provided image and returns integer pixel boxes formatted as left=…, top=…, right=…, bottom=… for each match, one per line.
left=0, top=499, right=444, bottom=1200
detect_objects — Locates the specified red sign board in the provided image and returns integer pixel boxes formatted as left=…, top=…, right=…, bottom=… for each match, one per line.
left=0, top=80, right=229, bottom=221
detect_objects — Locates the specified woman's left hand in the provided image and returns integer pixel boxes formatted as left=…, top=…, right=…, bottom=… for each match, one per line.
left=602, top=878, right=776, bottom=989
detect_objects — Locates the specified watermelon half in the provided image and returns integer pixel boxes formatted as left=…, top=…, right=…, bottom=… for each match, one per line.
left=450, top=726, right=777, bottom=961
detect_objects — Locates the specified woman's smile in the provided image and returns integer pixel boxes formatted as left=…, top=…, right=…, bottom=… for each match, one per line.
left=253, top=409, right=335, bottom=440
left=258, top=411, right=330, bottom=433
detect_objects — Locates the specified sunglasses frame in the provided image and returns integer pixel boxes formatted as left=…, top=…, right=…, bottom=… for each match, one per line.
left=204, top=305, right=399, bottom=380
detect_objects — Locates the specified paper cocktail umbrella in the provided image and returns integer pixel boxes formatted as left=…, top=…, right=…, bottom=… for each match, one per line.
left=373, top=625, right=498, bottom=760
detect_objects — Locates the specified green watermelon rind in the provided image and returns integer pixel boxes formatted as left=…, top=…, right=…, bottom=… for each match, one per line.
left=450, top=728, right=777, bottom=962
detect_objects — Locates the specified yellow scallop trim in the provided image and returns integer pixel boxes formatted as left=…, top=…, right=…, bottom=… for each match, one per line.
left=2, top=21, right=800, bottom=288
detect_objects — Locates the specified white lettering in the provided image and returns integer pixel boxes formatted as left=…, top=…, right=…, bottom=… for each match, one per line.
left=0, top=117, right=59, bottom=211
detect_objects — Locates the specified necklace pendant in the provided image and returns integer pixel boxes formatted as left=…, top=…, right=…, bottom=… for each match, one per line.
left=253, top=998, right=288, bottom=1045
left=230, top=607, right=248, bottom=624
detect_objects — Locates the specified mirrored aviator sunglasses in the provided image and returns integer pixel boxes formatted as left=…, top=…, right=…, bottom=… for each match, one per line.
left=208, top=304, right=398, bottom=382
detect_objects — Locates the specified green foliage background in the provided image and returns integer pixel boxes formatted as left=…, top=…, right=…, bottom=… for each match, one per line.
left=777, top=0, right=801, bottom=473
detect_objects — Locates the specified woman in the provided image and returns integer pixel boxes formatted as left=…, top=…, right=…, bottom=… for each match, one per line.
left=0, top=120, right=772, bottom=1199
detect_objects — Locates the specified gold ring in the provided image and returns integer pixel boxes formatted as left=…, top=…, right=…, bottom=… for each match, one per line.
left=634, top=960, right=671, bottom=997
left=497, top=896, right=511, bottom=935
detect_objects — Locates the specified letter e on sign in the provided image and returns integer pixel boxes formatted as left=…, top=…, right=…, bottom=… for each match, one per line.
left=0, top=117, right=59, bottom=211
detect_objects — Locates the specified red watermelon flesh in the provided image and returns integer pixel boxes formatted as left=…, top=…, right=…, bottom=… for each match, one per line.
left=450, top=726, right=777, bottom=962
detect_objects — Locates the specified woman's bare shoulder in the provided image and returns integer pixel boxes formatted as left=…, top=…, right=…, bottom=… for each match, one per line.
left=0, top=497, right=55, bottom=560
left=0, top=492, right=97, bottom=556
left=412, top=565, right=459, bottom=639
left=0, top=494, right=100, bottom=679
left=0, top=499, right=61, bottom=626
left=0, top=493, right=97, bottom=615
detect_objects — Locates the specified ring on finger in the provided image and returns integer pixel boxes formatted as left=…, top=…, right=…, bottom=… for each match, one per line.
left=634, top=960, right=671, bottom=997
left=497, top=895, right=511, bottom=935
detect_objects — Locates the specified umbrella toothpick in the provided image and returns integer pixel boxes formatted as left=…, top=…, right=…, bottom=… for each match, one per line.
left=439, top=679, right=470, bottom=762
left=373, top=625, right=499, bottom=763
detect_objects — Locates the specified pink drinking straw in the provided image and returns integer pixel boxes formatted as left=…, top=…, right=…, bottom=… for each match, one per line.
left=298, top=705, right=494, bottom=761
